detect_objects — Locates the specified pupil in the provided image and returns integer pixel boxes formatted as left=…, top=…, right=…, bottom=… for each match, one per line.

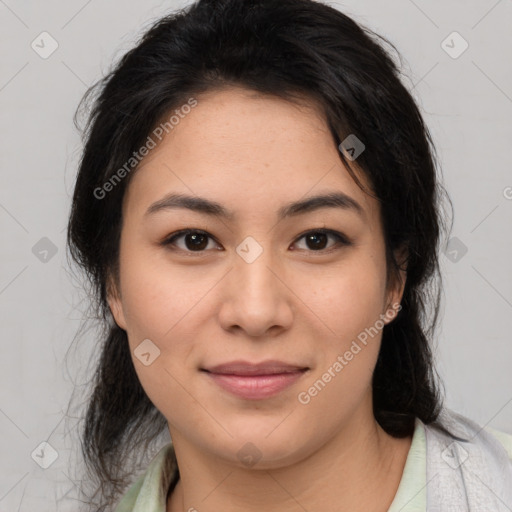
left=307, top=233, right=327, bottom=250
left=187, top=233, right=208, bottom=250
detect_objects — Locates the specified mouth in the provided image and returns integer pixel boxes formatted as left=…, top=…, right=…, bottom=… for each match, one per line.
left=200, top=360, right=309, bottom=400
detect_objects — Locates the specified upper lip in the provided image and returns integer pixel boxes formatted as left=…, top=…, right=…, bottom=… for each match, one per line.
left=202, top=360, right=309, bottom=376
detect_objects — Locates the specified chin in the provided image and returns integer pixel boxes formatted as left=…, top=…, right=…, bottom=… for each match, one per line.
left=212, top=423, right=312, bottom=469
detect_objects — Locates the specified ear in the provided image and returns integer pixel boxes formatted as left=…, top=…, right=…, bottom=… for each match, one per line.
left=106, top=274, right=127, bottom=330
left=383, top=244, right=408, bottom=323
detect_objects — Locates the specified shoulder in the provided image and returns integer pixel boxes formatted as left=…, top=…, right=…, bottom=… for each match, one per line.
left=484, top=425, right=512, bottom=460
left=114, top=442, right=177, bottom=512
left=425, top=406, right=512, bottom=462
left=422, top=408, right=512, bottom=510
left=114, top=473, right=146, bottom=512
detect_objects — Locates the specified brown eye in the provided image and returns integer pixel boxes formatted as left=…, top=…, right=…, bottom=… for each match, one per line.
left=292, top=229, right=351, bottom=252
left=304, top=232, right=329, bottom=250
left=183, top=232, right=209, bottom=250
left=161, top=228, right=351, bottom=255
left=162, top=230, right=219, bottom=252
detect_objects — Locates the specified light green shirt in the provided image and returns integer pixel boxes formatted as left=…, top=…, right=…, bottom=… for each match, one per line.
left=114, top=417, right=512, bottom=512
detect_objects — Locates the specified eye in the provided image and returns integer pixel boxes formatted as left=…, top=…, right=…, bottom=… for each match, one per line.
left=292, top=229, right=352, bottom=253
left=161, top=229, right=221, bottom=253
left=161, top=228, right=351, bottom=254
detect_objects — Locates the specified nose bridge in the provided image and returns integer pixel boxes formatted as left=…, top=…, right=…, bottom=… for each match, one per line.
left=235, top=235, right=281, bottom=303
left=219, top=236, right=292, bottom=336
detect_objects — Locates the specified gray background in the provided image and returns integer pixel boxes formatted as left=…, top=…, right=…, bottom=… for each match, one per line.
left=1, top=0, right=511, bottom=509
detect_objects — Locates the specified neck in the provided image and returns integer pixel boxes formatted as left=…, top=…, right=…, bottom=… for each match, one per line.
left=167, top=400, right=412, bottom=512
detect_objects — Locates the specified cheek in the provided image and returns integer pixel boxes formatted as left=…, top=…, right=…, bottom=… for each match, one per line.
left=115, top=249, right=207, bottom=403
left=295, top=265, right=385, bottom=428
left=117, top=250, right=211, bottom=425
left=118, top=244, right=211, bottom=341
left=296, top=255, right=387, bottom=340
left=292, top=256, right=386, bottom=396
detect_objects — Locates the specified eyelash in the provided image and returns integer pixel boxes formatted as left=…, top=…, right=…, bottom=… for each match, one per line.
left=160, top=228, right=352, bottom=255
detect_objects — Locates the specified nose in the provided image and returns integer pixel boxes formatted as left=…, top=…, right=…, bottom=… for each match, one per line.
left=217, top=244, right=294, bottom=338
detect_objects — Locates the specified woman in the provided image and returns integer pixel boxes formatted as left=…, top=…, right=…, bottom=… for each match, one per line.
left=66, top=0, right=512, bottom=510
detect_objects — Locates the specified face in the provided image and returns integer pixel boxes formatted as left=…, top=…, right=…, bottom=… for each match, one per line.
left=108, top=86, right=406, bottom=469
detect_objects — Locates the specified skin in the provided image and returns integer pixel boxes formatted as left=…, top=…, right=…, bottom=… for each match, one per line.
left=108, top=86, right=411, bottom=512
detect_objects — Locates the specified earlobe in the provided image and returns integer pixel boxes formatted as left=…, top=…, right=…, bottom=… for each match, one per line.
left=106, top=277, right=127, bottom=330
left=108, top=296, right=127, bottom=330
left=384, top=245, right=408, bottom=323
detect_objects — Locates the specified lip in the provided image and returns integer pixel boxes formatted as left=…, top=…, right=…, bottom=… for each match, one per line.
left=204, top=359, right=308, bottom=375
left=201, top=360, right=309, bottom=400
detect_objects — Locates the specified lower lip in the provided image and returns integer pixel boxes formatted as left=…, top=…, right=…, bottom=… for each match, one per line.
left=203, top=370, right=306, bottom=400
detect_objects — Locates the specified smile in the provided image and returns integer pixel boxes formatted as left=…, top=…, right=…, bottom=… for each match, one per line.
left=200, top=362, right=309, bottom=400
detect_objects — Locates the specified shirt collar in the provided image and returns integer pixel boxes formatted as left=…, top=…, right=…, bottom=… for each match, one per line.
left=114, top=442, right=178, bottom=512
left=116, top=419, right=427, bottom=512
left=387, top=416, right=427, bottom=512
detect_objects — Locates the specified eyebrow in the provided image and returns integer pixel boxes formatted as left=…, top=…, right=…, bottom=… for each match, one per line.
left=145, top=191, right=365, bottom=221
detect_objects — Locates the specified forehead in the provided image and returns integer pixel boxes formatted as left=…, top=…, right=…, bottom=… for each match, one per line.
left=123, top=86, right=378, bottom=224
